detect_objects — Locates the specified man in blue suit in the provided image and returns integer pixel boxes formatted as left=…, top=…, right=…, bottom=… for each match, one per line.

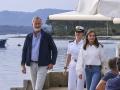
left=21, top=16, right=58, bottom=90
left=106, top=58, right=120, bottom=90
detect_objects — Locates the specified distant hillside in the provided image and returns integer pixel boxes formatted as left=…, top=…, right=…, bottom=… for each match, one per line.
left=0, top=25, right=32, bottom=34
left=0, top=24, right=53, bottom=34
left=0, top=9, right=69, bottom=26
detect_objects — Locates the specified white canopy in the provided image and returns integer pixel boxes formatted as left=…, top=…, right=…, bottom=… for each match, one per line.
left=49, top=0, right=120, bottom=21
left=49, top=11, right=112, bottom=21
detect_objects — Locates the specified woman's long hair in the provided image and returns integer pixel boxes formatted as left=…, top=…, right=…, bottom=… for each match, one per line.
left=83, top=30, right=103, bottom=50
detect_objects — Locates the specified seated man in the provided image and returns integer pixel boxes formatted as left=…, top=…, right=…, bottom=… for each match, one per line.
left=96, top=57, right=118, bottom=90
left=105, top=57, right=120, bottom=90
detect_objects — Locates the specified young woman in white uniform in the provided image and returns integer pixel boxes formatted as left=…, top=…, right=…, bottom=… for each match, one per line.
left=64, top=26, right=85, bottom=90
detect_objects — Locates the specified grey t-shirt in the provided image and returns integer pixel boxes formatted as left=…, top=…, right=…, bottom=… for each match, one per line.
left=102, top=71, right=117, bottom=81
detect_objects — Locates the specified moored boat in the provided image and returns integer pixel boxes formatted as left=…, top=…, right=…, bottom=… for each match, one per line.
left=0, top=39, right=7, bottom=48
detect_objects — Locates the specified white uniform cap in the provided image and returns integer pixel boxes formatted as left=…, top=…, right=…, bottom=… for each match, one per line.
left=75, top=26, right=84, bottom=32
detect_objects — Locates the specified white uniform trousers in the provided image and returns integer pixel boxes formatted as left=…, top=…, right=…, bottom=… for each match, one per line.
left=30, top=62, right=48, bottom=90
left=68, top=61, right=84, bottom=90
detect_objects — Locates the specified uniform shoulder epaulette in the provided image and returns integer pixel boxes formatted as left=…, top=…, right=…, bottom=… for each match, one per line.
left=99, top=43, right=104, bottom=48
left=69, top=40, right=74, bottom=43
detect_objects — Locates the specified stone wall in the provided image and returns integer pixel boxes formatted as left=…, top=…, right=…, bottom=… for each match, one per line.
left=10, top=72, right=68, bottom=90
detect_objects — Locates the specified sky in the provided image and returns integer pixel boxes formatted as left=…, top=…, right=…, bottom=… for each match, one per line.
left=0, top=0, right=78, bottom=12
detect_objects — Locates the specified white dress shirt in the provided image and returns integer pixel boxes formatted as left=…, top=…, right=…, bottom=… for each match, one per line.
left=31, top=32, right=41, bottom=61
left=76, top=44, right=106, bottom=76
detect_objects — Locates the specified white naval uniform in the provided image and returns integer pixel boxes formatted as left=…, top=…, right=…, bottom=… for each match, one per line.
left=67, top=40, right=85, bottom=90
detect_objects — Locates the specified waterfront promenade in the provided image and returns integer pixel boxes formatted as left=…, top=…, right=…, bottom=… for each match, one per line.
left=45, top=87, right=87, bottom=90
left=45, top=87, right=67, bottom=90
left=10, top=72, right=86, bottom=90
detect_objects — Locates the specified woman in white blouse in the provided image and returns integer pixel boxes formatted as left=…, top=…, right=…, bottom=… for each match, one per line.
left=76, top=30, right=105, bottom=90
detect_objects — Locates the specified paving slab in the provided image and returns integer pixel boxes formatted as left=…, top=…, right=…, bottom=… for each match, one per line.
left=45, top=87, right=87, bottom=90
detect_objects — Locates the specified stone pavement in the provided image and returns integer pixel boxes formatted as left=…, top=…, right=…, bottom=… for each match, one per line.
left=45, top=87, right=67, bottom=90
left=45, top=87, right=87, bottom=90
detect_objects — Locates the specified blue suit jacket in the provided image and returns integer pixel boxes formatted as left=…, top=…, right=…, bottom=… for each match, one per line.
left=106, top=75, right=120, bottom=90
left=21, top=30, right=58, bottom=66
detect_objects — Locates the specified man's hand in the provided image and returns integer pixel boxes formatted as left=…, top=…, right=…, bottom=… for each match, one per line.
left=21, top=65, right=26, bottom=74
left=47, top=64, right=53, bottom=70
left=79, top=74, right=82, bottom=79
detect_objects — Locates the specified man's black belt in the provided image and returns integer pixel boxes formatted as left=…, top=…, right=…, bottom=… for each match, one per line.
left=31, top=60, right=38, bottom=63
